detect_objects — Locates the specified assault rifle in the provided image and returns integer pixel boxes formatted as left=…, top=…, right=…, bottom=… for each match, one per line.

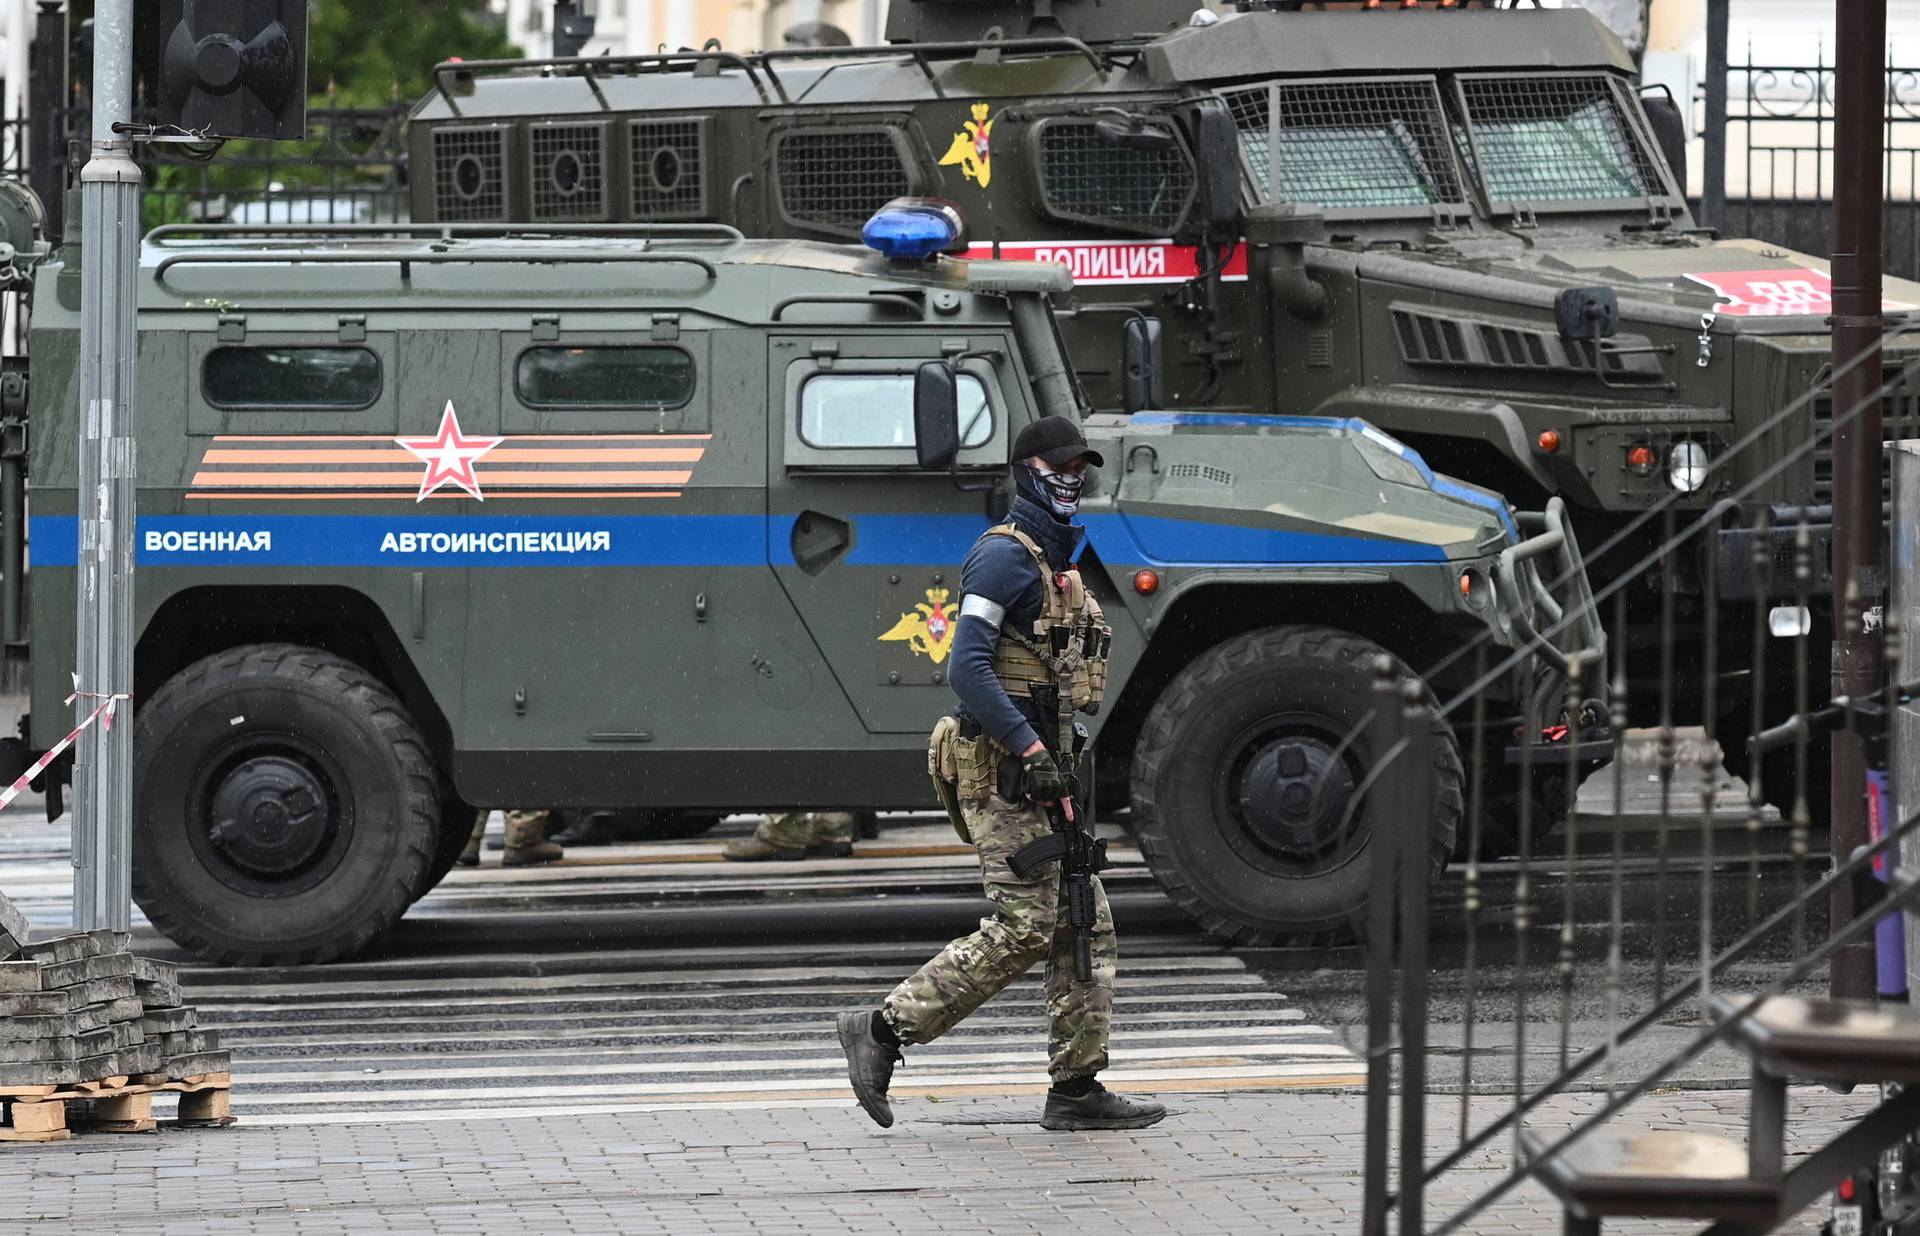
left=1008, top=789, right=1109, bottom=981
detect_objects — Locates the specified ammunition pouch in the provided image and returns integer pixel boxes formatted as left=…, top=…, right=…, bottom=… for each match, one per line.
left=949, top=714, right=1004, bottom=804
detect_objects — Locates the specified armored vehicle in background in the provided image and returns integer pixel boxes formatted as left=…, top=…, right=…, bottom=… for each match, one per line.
left=4, top=204, right=1597, bottom=964
left=408, top=0, right=1920, bottom=804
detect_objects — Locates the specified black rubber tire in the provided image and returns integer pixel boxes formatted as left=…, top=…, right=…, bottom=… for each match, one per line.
left=132, top=644, right=440, bottom=966
left=1131, top=625, right=1464, bottom=945
left=421, top=795, right=476, bottom=895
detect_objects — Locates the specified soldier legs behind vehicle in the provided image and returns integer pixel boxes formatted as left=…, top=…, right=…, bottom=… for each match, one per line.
left=464, top=809, right=564, bottom=867
left=722, top=812, right=856, bottom=862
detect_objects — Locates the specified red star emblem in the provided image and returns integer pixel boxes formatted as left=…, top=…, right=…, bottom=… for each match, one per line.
left=395, top=401, right=503, bottom=502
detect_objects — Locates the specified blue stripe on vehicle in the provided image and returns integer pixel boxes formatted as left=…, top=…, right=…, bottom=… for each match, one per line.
left=1128, top=411, right=1519, bottom=542
left=28, top=511, right=1445, bottom=569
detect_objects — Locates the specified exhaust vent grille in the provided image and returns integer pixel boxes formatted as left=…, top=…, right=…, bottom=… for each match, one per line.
left=432, top=125, right=510, bottom=222
left=630, top=117, right=711, bottom=220
left=529, top=120, right=610, bottom=222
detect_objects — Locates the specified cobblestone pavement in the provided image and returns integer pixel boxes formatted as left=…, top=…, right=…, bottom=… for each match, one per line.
left=0, top=1084, right=1870, bottom=1234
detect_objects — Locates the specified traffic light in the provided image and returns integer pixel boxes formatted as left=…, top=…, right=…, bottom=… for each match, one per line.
left=158, top=1, right=307, bottom=141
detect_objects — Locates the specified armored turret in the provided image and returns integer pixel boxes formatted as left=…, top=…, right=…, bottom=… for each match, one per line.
left=882, top=0, right=1198, bottom=45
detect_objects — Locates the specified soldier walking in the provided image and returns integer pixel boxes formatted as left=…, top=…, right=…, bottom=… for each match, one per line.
left=837, top=416, right=1165, bottom=1132
left=459, top=809, right=564, bottom=867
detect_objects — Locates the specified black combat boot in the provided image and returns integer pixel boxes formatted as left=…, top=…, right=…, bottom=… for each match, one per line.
left=1039, top=1080, right=1167, bottom=1131
left=550, top=810, right=623, bottom=847
left=835, top=1009, right=902, bottom=1128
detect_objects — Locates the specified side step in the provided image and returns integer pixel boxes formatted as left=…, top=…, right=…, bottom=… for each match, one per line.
left=1712, top=992, right=1920, bottom=1085
left=1520, top=1128, right=1782, bottom=1225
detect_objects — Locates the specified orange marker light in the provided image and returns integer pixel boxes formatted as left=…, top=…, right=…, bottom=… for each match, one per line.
left=1460, top=572, right=1474, bottom=599
left=1626, top=443, right=1659, bottom=477
left=1133, top=569, right=1160, bottom=595
left=1536, top=429, right=1561, bottom=454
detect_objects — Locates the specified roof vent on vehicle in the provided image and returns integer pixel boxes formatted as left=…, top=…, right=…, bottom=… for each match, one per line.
left=432, top=124, right=511, bottom=222
left=1391, top=305, right=1662, bottom=380
left=1030, top=117, right=1195, bottom=235
left=528, top=120, right=610, bottom=222
left=629, top=117, right=712, bottom=221
left=774, top=126, right=918, bottom=236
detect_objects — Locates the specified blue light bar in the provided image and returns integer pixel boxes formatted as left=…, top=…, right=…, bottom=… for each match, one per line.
left=861, top=197, right=967, bottom=261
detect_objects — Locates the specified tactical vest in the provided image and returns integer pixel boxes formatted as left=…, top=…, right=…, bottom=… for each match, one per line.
left=983, top=524, right=1112, bottom=743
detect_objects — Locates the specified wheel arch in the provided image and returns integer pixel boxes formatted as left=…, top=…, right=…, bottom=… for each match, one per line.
left=1094, top=577, right=1476, bottom=802
left=135, top=585, right=453, bottom=771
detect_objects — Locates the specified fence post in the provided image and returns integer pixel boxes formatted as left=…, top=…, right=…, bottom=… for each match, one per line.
left=1397, top=679, right=1433, bottom=1234
left=1362, top=658, right=1404, bottom=1236
left=1894, top=442, right=1920, bottom=993
left=1701, top=0, right=1729, bottom=228
left=28, top=1, right=65, bottom=245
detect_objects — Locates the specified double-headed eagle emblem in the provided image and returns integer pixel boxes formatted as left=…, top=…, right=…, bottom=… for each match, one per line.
left=879, top=587, right=959, bottom=664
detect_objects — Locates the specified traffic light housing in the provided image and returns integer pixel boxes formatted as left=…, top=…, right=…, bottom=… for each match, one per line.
left=158, top=0, right=307, bottom=141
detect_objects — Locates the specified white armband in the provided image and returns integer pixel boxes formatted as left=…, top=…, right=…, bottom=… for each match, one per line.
left=959, top=594, right=1007, bottom=627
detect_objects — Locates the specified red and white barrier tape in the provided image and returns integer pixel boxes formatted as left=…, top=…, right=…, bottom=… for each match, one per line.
left=0, top=690, right=131, bottom=813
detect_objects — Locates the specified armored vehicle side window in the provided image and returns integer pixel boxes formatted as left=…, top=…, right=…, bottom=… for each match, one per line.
left=1224, top=78, right=1465, bottom=213
left=774, top=126, right=919, bottom=236
left=514, top=346, right=695, bottom=410
left=202, top=346, right=382, bottom=410
left=799, top=373, right=992, bottom=450
left=1452, top=73, right=1662, bottom=204
left=1031, top=118, right=1195, bottom=234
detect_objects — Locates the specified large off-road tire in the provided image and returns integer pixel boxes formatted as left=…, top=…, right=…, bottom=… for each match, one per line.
left=132, top=644, right=440, bottom=966
left=1131, top=625, right=1463, bottom=944
left=421, top=794, right=476, bottom=895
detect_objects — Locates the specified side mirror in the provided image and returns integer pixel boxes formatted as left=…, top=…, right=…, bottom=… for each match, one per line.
left=913, top=361, right=960, bottom=471
left=1185, top=97, right=1243, bottom=235
left=1094, top=115, right=1177, bottom=152
left=1554, top=286, right=1620, bottom=340
left=1122, top=317, right=1165, bottom=413
left=1638, top=87, right=1688, bottom=193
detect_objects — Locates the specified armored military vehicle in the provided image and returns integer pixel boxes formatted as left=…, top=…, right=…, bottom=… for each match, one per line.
left=407, top=0, right=1920, bottom=804
left=0, top=196, right=1598, bottom=964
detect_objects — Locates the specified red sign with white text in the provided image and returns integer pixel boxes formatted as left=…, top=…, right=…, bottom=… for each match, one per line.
left=1684, top=267, right=1914, bottom=317
left=964, top=239, right=1249, bottom=286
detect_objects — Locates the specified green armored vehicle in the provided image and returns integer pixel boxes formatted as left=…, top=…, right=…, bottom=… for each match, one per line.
left=409, top=0, right=1917, bottom=793
left=2, top=200, right=1598, bottom=964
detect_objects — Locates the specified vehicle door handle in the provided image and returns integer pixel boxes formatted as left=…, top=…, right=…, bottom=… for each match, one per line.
left=790, top=510, right=851, bottom=576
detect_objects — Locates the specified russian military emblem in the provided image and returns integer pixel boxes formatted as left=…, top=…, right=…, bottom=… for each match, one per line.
left=940, top=103, right=994, bottom=188
left=879, top=587, right=959, bottom=664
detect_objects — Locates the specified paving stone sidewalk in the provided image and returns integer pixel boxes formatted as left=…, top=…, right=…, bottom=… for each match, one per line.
left=0, top=1085, right=1872, bottom=1235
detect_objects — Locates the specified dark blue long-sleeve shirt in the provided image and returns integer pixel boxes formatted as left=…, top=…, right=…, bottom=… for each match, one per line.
left=950, top=496, right=1083, bottom=755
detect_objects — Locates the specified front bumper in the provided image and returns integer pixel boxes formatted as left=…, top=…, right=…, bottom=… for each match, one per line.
left=1496, top=497, right=1609, bottom=715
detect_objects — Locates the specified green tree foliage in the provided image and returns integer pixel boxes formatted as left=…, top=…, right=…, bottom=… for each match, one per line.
left=307, top=0, right=521, bottom=106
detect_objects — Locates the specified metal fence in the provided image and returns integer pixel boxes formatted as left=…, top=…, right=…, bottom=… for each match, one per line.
left=16, top=101, right=412, bottom=237
left=1704, top=48, right=1920, bottom=281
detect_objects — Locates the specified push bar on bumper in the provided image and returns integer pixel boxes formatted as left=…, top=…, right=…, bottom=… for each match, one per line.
left=1495, top=497, right=1609, bottom=713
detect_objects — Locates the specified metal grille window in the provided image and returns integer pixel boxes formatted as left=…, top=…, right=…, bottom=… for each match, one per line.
left=528, top=121, right=608, bottom=221
left=1032, top=118, right=1195, bottom=234
left=775, top=128, right=915, bottom=234
left=630, top=118, right=709, bottom=220
left=432, top=126, right=510, bottom=222
left=1224, top=78, right=1465, bottom=211
left=1454, top=73, right=1662, bottom=204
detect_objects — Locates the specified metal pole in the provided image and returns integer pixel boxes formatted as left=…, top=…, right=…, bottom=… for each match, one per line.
left=1895, top=442, right=1920, bottom=993
left=1701, top=0, right=1729, bottom=229
left=29, top=2, right=65, bottom=246
left=1828, top=0, right=1888, bottom=1001
left=69, top=0, right=138, bottom=932
left=1359, top=660, right=1401, bottom=1236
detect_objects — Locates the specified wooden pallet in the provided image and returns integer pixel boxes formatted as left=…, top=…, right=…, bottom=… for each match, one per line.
left=0, top=1073, right=233, bottom=1142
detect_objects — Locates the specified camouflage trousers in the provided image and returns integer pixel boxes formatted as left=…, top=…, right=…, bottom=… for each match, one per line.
left=881, top=793, right=1114, bottom=1082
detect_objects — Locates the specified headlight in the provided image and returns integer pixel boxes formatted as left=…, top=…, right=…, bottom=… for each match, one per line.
left=1668, top=440, right=1710, bottom=492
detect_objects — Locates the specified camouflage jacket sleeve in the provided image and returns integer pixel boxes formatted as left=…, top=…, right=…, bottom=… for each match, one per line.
left=950, top=534, right=1044, bottom=755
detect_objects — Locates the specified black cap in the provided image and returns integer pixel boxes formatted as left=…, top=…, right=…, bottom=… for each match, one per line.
left=1013, top=415, right=1104, bottom=468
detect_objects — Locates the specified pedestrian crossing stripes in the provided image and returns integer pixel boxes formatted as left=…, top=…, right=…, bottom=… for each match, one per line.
left=1, top=809, right=1364, bottom=1127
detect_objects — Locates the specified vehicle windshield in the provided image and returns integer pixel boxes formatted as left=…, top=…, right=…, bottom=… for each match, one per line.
left=1223, top=71, right=1658, bottom=214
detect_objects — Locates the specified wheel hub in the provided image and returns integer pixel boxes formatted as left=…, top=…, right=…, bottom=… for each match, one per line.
left=1236, top=737, right=1355, bottom=857
left=205, top=755, right=332, bottom=879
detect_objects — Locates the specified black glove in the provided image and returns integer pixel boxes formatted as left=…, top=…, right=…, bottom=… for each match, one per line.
left=1021, top=748, right=1066, bottom=802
